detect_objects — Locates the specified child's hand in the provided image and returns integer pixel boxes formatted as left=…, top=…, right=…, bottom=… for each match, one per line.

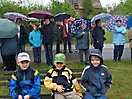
left=24, top=95, right=30, bottom=99
left=57, top=85, right=65, bottom=93
left=18, top=95, right=23, bottom=99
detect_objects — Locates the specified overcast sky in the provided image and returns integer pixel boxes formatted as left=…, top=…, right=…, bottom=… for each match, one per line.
left=11, top=0, right=121, bottom=7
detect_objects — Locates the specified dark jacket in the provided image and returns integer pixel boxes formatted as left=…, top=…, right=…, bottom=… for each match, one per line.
left=76, top=28, right=89, bottom=49
left=10, top=66, right=40, bottom=99
left=81, top=49, right=112, bottom=97
left=40, top=22, right=54, bottom=44
left=18, top=25, right=27, bottom=45
left=0, top=35, right=19, bottom=56
left=53, top=24, right=63, bottom=41
left=92, top=26, right=105, bottom=48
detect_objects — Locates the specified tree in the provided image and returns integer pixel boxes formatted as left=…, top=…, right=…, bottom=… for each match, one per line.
left=81, top=0, right=95, bottom=18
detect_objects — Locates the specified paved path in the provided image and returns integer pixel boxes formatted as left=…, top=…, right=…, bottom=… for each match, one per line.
left=0, top=43, right=131, bottom=62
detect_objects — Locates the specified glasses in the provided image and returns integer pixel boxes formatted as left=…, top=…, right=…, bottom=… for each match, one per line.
left=20, top=60, right=29, bottom=64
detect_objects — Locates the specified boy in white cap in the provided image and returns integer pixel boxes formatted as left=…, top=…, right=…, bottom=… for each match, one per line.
left=44, top=53, right=83, bottom=99
left=10, top=52, right=41, bottom=99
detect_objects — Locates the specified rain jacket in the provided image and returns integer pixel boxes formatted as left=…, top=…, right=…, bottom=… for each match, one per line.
left=44, top=66, right=83, bottom=97
left=10, top=66, right=40, bottom=99
left=81, top=49, right=112, bottom=97
left=28, top=30, right=43, bottom=48
left=113, top=25, right=126, bottom=45
left=76, top=28, right=89, bottom=49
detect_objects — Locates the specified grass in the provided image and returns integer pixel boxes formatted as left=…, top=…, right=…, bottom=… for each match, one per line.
left=0, top=60, right=132, bottom=99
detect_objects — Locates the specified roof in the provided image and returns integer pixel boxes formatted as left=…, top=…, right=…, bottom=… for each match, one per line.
left=65, top=0, right=102, bottom=9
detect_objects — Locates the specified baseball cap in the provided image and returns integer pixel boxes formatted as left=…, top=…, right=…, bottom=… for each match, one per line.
left=17, top=52, right=31, bottom=62
left=54, top=53, right=66, bottom=63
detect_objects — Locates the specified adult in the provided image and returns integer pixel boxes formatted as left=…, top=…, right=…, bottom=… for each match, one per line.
left=62, top=19, right=73, bottom=53
left=40, top=17, right=54, bottom=66
left=27, top=21, right=33, bottom=36
left=113, top=20, right=127, bottom=62
left=128, top=27, right=132, bottom=60
left=0, top=35, right=19, bottom=71
left=76, top=22, right=89, bottom=65
left=15, top=18, right=27, bottom=52
left=54, top=20, right=63, bottom=54
left=92, top=19, right=105, bottom=53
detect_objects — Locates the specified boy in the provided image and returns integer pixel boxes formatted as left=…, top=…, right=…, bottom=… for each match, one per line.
left=29, top=24, right=43, bottom=66
left=10, top=52, right=41, bottom=99
left=81, top=49, right=112, bottom=99
left=44, top=53, right=83, bottom=99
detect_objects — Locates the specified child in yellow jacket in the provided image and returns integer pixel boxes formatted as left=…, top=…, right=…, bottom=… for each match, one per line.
left=44, top=53, right=83, bottom=99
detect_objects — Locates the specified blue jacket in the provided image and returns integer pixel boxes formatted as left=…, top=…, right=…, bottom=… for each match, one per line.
left=81, top=49, right=112, bottom=97
left=0, top=35, right=19, bottom=56
left=10, top=66, right=40, bottom=99
left=75, top=28, right=89, bottom=49
left=29, top=30, right=43, bottom=48
left=113, top=25, right=126, bottom=45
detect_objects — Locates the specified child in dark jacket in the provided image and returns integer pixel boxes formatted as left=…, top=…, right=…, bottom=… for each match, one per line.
left=81, top=49, right=112, bottom=99
left=29, top=24, right=43, bottom=66
left=10, top=52, right=41, bottom=99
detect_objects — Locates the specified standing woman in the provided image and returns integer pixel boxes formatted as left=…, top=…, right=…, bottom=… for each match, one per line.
left=113, top=20, right=127, bottom=62
left=128, top=27, right=132, bottom=60
left=92, top=19, right=105, bottom=53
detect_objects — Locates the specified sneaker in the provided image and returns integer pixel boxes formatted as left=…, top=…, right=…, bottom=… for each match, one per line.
left=69, top=51, right=73, bottom=53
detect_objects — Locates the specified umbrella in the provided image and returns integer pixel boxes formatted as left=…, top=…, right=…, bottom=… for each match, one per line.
left=28, top=10, right=54, bottom=19
left=3, top=12, right=28, bottom=20
left=105, top=15, right=128, bottom=32
left=0, top=18, right=19, bottom=38
left=70, top=18, right=90, bottom=36
left=54, top=12, right=70, bottom=21
left=27, top=17, right=38, bottom=21
left=91, top=13, right=112, bottom=23
left=127, top=16, right=132, bottom=29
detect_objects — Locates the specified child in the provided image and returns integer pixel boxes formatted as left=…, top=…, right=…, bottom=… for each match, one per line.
left=81, top=49, right=112, bottom=99
left=29, top=24, right=43, bottom=66
left=44, top=53, right=83, bottom=99
left=10, top=52, right=41, bottom=99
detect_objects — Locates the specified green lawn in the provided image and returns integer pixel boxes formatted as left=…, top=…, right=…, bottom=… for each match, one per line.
left=0, top=60, right=132, bottom=99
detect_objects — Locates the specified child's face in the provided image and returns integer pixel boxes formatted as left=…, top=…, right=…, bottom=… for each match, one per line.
left=91, top=56, right=101, bottom=67
left=55, top=62, right=65, bottom=70
left=17, top=60, right=30, bottom=70
left=33, top=25, right=38, bottom=30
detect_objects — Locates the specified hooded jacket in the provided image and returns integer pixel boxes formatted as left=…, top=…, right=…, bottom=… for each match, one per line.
left=28, top=30, right=43, bottom=48
left=81, top=49, right=112, bottom=97
left=10, top=66, right=40, bottom=99
left=113, top=25, right=126, bottom=45
left=44, top=65, right=83, bottom=97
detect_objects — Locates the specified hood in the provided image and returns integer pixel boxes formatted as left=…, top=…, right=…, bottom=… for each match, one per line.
left=89, top=49, right=103, bottom=67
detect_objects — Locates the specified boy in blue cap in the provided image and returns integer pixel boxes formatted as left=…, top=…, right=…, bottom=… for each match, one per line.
left=81, top=49, right=112, bottom=99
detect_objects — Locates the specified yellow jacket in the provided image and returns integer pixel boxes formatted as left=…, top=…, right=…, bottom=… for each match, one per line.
left=44, top=67, right=83, bottom=97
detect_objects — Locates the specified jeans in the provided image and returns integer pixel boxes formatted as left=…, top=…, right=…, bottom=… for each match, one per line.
left=79, top=49, right=89, bottom=63
left=19, top=44, right=25, bottom=52
left=63, top=37, right=72, bottom=52
left=44, top=44, right=53, bottom=66
left=113, top=45, right=124, bottom=61
left=56, top=40, right=61, bottom=53
left=33, top=47, right=41, bottom=65
left=85, top=92, right=106, bottom=99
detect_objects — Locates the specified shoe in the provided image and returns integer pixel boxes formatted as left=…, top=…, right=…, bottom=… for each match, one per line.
left=63, top=51, right=66, bottom=53
left=69, top=51, right=73, bottom=53
left=1, top=66, right=6, bottom=68
left=75, top=50, right=78, bottom=52
left=118, top=59, right=121, bottom=62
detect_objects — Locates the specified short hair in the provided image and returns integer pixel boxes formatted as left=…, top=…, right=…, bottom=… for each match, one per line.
left=95, top=19, right=101, bottom=25
left=44, top=17, right=50, bottom=21
left=116, top=20, right=122, bottom=23
left=16, top=18, right=22, bottom=22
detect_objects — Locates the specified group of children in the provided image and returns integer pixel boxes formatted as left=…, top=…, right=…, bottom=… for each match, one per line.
left=10, top=49, right=112, bottom=99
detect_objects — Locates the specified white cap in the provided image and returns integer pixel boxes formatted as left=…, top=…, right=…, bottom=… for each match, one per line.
left=17, top=52, right=31, bottom=62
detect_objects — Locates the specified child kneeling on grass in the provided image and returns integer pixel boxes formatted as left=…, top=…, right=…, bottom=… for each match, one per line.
left=81, top=49, right=112, bottom=99
left=44, top=53, right=83, bottom=99
left=10, top=52, right=41, bottom=99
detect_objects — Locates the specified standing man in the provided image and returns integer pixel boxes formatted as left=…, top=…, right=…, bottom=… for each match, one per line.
left=62, top=19, right=73, bottom=53
left=76, top=21, right=89, bottom=65
left=40, top=17, right=54, bottom=66
left=15, top=18, right=27, bottom=52
left=113, top=20, right=126, bottom=62
left=92, top=19, right=105, bottom=53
